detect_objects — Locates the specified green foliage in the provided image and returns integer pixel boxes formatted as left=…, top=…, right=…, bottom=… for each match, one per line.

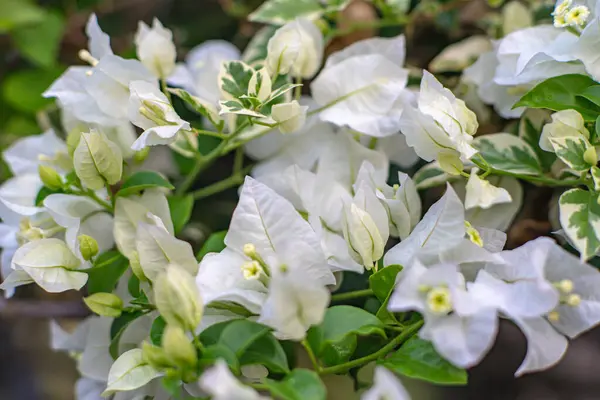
left=168, top=195, right=194, bottom=234
left=264, top=369, right=327, bottom=400
left=12, top=11, right=64, bottom=68
left=249, top=0, right=351, bottom=25
left=369, top=264, right=402, bottom=302
left=3, top=68, right=63, bottom=114
left=196, top=230, right=227, bottom=260
left=109, top=309, right=149, bottom=359
left=382, top=336, right=468, bottom=385
left=117, top=171, right=174, bottom=197
left=559, top=188, right=600, bottom=261
left=85, top=250, right=130, bottom=294
left=150, top=316, right=167, bottom=346
left=474, top=133, right=542, bottom=175
left=515, top=74, right=600, bottom=121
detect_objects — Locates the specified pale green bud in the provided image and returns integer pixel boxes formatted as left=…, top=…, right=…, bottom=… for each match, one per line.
left=162, top=325, right=198, bottom=368
left=73, top=131, right=123, bottom=190
left=133, top=147, right=150, bottom=164
left=77, top=234, right=99, bottom=261
left=83, top=292, right=123, bottom=317
left=584, top=145, right=598, bottom=166
left=438, top=150, right=464, bottom=176
left=129, top=251, right=148, bottom=282
left=141, top=341, right=172, bottom=370
left=38, top=165, right=63, bottom=190
left=154, top=264, right=203, bottom=331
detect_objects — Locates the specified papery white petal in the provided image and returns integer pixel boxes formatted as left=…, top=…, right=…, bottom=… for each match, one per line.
left=513, top=317, right=568, bottom=376
left=86, top=14, right=112, bottom=59
left=199, top=359, right=266, bottom=400
left=361, top=366, right=410, bottom=400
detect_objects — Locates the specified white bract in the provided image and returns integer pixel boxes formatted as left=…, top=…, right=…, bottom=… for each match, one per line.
left=271, top=100, right=308, bottom=134
left=135, top=18, right=177, bottom=79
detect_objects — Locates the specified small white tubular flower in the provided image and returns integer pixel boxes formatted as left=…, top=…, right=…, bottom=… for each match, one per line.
left=388, top=261, right=498, bottom=368
left=565, top=5, right=591, bottom=27
left=199, top=359, right=267, bottom=400
left=134, top=18, right=176, bottom=78
left=539, top=109, right=589, bottom=152
left=102, top=348, right=161, bottom=397
left=73, top=130, right=123, bottom=190
left=114, top=189, right=173, bottom=258
left=464, top=169, right=512, bottom=210
left=384, top=184, right=465, bottom=268
left=258, top=269, right=330, bottom=341
left=361, top=366, right=410, bottom=400
left=266, top=18, right=323, bottom=79
left=271, top=101, right=308, bottom=134
left=342, top=182, right=390, bottom=269
left=135, top=214, right=198, bottom=281
left=155, top=263, right=203, bottom=331
left=128, top=80, right=191, bottom=150
left=7, top=238, right=86, bottom=293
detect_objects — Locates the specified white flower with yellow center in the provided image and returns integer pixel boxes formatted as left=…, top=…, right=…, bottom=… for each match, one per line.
left=566, top=5, right=591, bottom=27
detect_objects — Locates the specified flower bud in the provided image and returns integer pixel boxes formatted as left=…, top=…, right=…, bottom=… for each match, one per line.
left=73, top=131, right=123, bottom=190
left=38, top=165, right=63, bottom=190
left=134, top=147, right=151, bottom=164
left=129, top=251, right=148, bottom=282
left=437, top=150, right=464, bottom=176
left=584, top=145, right=598, bottom=166
left=142, top=341, right=172, bottom=370
left=83, top=292, right=123, bottom=317
left=154, top=264, right=203, bottom=331
left=162, top=325, right=198, bottom=368
left=271, top=101, right=308, bottom=134
left=266, top=18, right=324, bottom=79
left=342, top=203, right=385, bottom=269
left=243, top=243, right=256, bottom=257
left=77, top=234, right=99, bottom=261
left=135, top=19, right=176, bottom=79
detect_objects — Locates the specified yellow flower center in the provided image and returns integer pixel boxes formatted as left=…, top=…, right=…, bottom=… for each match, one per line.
left=426, top=287, right=453, bottom=315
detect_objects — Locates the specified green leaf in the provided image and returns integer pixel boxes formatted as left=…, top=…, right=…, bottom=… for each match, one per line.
left=86, top=251, right=129, bottom=294
left=218, top=319, right=271, bottom=357
left=219, top=99, right=267, bottom=118
left=382, top=336, right=467, bottom=385
left=578, top=85, right=600, bottom=108
left=413, top=161, right=456, bottom=190
left=549, top=135, right=593, bottom=172
left=3, top=68, right=63, bottom=114
left=311, top=306, right=386, bottom=355
left=117, top=171, right=174, bottom=197
left=249, top=0, right=323, bottom=24
left=0, top=0, right=45, bottom=32
left=559, top=188, right=600, bottom=260
left=12, top=11, right=64, bottom=67
left=592, top=166, right=600, bottom=191
left=219, top=61, right=255, bottom=100
left=196, top=230, right=227, bottom=260
left=242, top=25, right=278, bottom=66
left=168, top=88, right=222, bottom=129
left=35, top=186, right=63, bottom=206
left=109, top=310, right=148, bottom=359
left=474, top=133, right=543, bottom=175
left=264, top=369, right=326, bottom=400
left=307, top=328, right=357, bottom=367
left=519, top=117, right=556, bottom=171
left=168, top=195, right=194, bottom=234
left=199, top=344, right=240, bottom=374
left=239, top=333, right=290, bottom=373
left=198, top=320, right=231, bottom=346
left=515, top=74, right=600, bottom=121
left=128, top=274, right=141, bottom=298
left=150, top=316, right=166, bottom=346
left=369, top=264, right=402, bottom=303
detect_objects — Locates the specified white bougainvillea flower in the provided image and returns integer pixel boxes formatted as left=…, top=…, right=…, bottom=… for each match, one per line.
left=429, top=35, right=492, bottom=73
left=102, top=348, right=161, bottom=397
left=136, top=213, right=198, bottom=281
left=465, top=168, right=512, bottom=210
left=168, top=40, right=240, bottom=105
left=311, top=35, right=409, bottom=137
left=258, top=269, right=330, bottom=340
left=539, top=109, right=589, bottom=152
left=114, top=189, right=173, bottom=258
left=572, top=14, right=600, bottom=80
left=135, top=18, right=176, bottom=78
left=342, top=181, right=390, bottom=269
left=360, top=131, right=421, bottom=169
left=43, top=194, right=114, bottom=256
left=4, top=129, right=69, bottom=174
left=361, top=366, right=410, bottom=400
left=4, top=238, right=87, bottom=293
left=271, top=100, right=308, bottom=134
left=128, top=80, right=191, bottom=150
left=199, top=359, right=269, bottom=400
left=389, top=261, right=499, bottom=367
left=266, top=18, right=323, bottom=79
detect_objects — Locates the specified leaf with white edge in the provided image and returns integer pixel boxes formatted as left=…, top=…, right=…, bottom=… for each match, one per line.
left=168, top=88, right=221, bottom=128
left=249, top=0, right=324, bottom=24
left=264, top=83, right=303, bottom=106
left=592, top=166, right=600, bottom=191
left=117, top=171, right=174, bottom=197
left=264, top=369, right=326, bottom=400
left=474, top=133, right=542, bottom=175
left=102, top=349, right=161, bottom=396
left=549, top=135, right=593, bottom=172
left=219, top=100, right=267, bottom=118
left=219, top=60, right=255, bottom=100
left=559, top=189, right=600, bottom=260
left=382, top=336, right=467, bottom=385
left=413, top=161, right=457, bottom=190
left=242, top=25, right=278, bottom=66
left=519, top=117, right=556, bottom=172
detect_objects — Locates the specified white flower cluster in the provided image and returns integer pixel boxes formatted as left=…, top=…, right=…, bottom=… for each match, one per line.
left=2, top=4, right=600, bottom=399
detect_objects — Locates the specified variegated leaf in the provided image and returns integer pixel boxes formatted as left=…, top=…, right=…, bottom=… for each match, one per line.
left=264, top=83, right=302, bottom=105
left=474, top=133, right=543, bottom=175
left=219, top=100, right=267, bottom=118
left=549, top=135, right=593, bottom=172
left=219, top=60, right=255, bottom=100
left=592, top=166, right=600, bottom=191
left=249, top=0, right=351, bottom=25
left=242, top=25, right=278, bottom=66
left=559, top=188, right=600, bottom=260
left=413, top=161, right=457, bottom=190
left=168, top=88, right=222, bottom=128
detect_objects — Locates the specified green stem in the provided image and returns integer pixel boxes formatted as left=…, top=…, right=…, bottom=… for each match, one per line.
left=190, top=128, right=228, bottom=139
left=331, top=289, right=374, bottom=302
left=295, top=76, right=303, bottom=101
left=319, top=320, right=424, bottom=375
left=84, top=189, right=113, bottom=212
left=190, top=165, right=253, bottom=200
left=160, top=79, right=172, bottom=103
left=302, top=339, right=321, bottom=371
